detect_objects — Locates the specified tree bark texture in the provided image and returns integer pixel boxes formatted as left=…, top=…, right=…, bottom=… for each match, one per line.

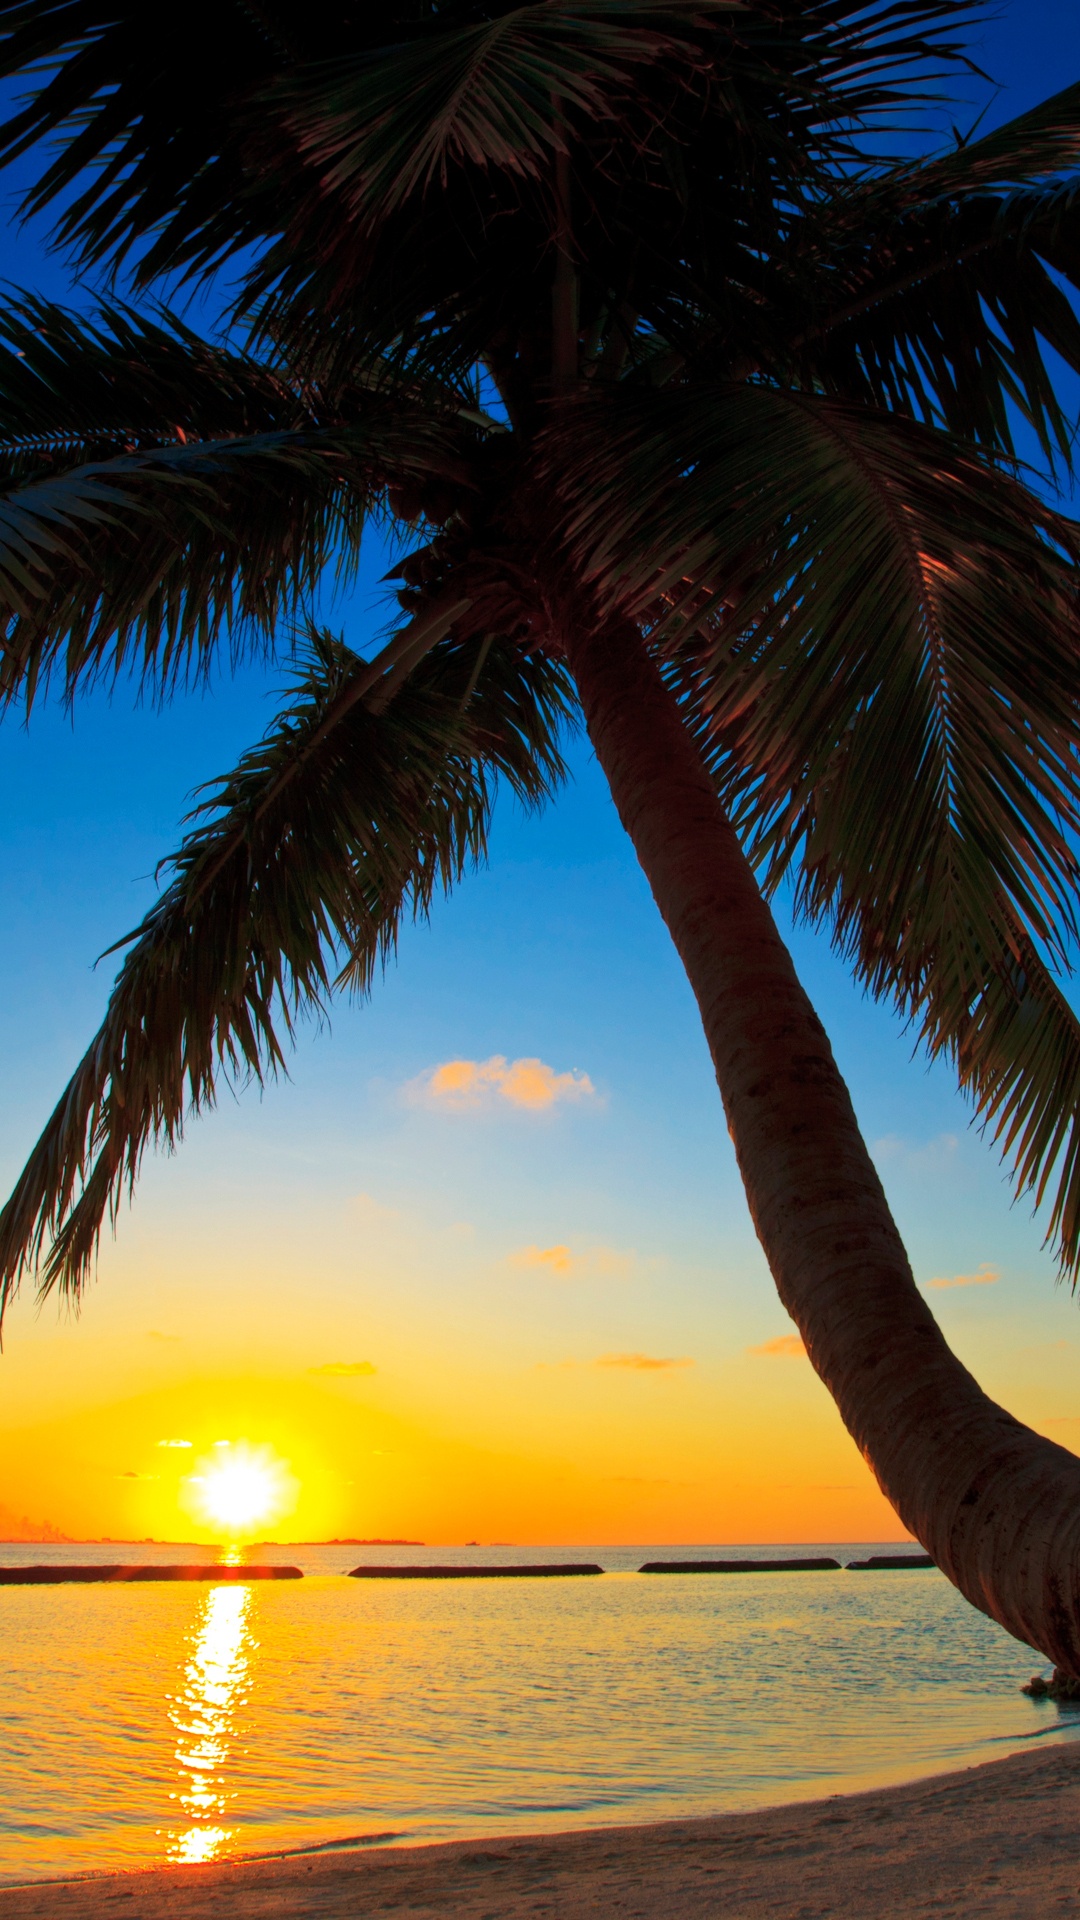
left=563, top=615, right=1080, bottom=1674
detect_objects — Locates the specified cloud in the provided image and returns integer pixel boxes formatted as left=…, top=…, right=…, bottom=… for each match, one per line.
left=509, top=1242, right=631, bottom=1281
left=512, top=1243, right=575, bottom=1276
left=309, top=1360, right=378, bottom=1377
left=595, top=1352, right=692, bottom=1372
left=410, top=1055, right=596, bottom=1113
left=536, top=1351, right=690, bottom=1373
left=146, top=1330, right=181, bottom=1344
left=605, top=1474, right=695, bottom=1488
left=748, top=1334, right=807, bottom=1359
left=927, top=1264, right=999, bottom=1291
left=872, top=1132, right=958, bottom=1173
left=156, top=1438, right=193, bottom=1449
left=1039, top=1419, right=1080, bottom=1456
left=347, top=1192, right=401, bottom=1227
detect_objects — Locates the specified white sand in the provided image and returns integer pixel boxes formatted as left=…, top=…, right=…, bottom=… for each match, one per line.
left=3, top=1741, right=1079, bottom=1918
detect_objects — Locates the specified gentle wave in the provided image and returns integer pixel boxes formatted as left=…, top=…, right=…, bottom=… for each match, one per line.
left=0, top=1541, right=1073, bottom=1884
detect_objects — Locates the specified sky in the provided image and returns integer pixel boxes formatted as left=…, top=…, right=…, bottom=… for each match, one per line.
left=3, top=2, right=1080, bottom=1548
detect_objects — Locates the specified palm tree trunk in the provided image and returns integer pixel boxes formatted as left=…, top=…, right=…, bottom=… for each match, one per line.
left=563, top=615, right=1080, bottom=1677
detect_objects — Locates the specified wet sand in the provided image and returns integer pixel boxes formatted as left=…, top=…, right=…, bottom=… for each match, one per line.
left=2, top=1740, right=1078, bottom=1918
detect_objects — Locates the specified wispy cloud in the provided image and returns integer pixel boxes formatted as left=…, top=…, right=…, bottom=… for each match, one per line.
left=535, top=1352, right=690, bottom=1374
left=595, top=1352, right=692, bottom=1372
left=605, top=1474, right=695, bottom=1488
left=1038, top=1419, right=1080, bottom=1456
left=347, top=1192, right=401, bottom=1227
left=748, top=1334, right=807, bottom=1359
left=927, top=1263, right=999, bottom=1291
left=309, top=1360, right=377, bottom=1377
left=156, top=1438, right=193, bottom=1449
left=509, top=1242, right=631, bottom=1281
left=409, top=1055, right=596, bottom=1113
left=872, top=1132, right=958, bottom=1174
left=512, top=1242, right=575, bottom=1276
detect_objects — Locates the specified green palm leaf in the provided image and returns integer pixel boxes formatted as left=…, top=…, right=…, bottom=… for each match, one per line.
left=546, top=380, right=1080, bottom=1261
left=797, top=859, right=1080, bottom=1267
left=0, top=623, right=573, bottom=1310
left=0, top=298, right=471, bottom=701
left=0, top=0, right=302, bottom=274
left=0, top=1, right=979, bottom=288
left=781, top=82, right=1080, bottom=458
left=274, top=1, right=722, bottom=224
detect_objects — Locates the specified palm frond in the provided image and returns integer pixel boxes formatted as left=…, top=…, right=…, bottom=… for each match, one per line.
left=808, top=183, right=1080, bottom=464
left=794, top=853, right=1080, bottom=1272
left=903, top=75, right=1080, bottom=192
left=0, top=622, right=574, bottom=1313
left=272, top=2, right=722, bottom=224
left=0, top=297, right=472, bottom=702
left=775, top=82, right=1080, bottom=461
left=0, top=294, right=316, bottom=469
left=0, top=0, right=306, bottom=274
left=545, top=380, right=1080, bottom=1264
left=0, top=0, right=980, bottom=294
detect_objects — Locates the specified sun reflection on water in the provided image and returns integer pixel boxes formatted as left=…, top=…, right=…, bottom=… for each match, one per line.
left=165, top=1582, right=254, bottom=1864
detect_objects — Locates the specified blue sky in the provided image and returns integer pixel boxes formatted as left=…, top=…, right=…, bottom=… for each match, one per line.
left=3, top=2, right=1080, bottom=1545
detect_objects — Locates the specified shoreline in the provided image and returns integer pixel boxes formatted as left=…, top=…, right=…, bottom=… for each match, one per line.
left=4, top=1741, right=1080, bottom=1918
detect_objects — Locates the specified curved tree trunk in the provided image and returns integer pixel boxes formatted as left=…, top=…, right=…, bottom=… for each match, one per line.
left=562, top=614, right=1080, bottom=1676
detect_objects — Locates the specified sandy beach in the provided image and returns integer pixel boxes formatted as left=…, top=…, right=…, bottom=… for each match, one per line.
left=3, top=1740, right=1079, bottom=1919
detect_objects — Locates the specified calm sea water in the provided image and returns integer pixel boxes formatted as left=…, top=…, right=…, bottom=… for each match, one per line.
left=1, top=1540, right=1074, bottom=1885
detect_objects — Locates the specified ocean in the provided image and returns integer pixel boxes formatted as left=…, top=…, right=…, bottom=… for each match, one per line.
left=0, top=1541, right=1073, bottom=1886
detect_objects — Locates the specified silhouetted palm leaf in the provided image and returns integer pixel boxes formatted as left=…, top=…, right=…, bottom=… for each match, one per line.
left=0, top=297, right=471, bottom=700
left=4, top=0, right=1080, bottom=1292
left=546, top=380, right=1080, bottom=1261
left=0, top=624, right=573, bottom=1306
left=275, top=2, right=719, bottom=221
left=784, top=84, right=1080, bottom=458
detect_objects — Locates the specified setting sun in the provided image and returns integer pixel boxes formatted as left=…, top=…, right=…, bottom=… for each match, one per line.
left=185, top=1444, right=295, bottom=1537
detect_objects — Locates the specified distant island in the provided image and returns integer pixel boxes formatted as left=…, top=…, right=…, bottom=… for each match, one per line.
left=0, top=1502, right=73, bottom=1543
left=0, top=1534, right=430, bottom=1548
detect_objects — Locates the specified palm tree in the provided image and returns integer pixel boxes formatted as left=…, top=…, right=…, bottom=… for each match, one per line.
left=4, top=0, right=1080, bottom=1671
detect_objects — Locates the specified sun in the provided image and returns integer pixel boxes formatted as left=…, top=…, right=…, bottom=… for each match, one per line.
left=201, top=1459, right=276, bottom=1529
left=185, top=1443, right=295, bottom=1538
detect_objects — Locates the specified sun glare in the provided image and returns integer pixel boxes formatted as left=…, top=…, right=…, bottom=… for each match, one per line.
left=184, top=1443, right=294, bottom=1538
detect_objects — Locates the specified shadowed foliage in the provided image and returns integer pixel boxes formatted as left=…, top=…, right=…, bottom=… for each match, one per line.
left=0, top=625, right=571, bottom=1295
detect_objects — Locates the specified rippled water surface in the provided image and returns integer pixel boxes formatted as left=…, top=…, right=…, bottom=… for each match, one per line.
left=1, top=1541, right=1074, bottom=1884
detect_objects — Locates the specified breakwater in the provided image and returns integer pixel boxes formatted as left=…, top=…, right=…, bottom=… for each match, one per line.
left=641, top=1557, right=842, bottom=1573
left=0, top=1555, right=936, bottom=1584
left=847, top=1554, right=935, bottom=1570
left=0, top=1563, right=303, bottom=1584
left=348, top=1563, right=604, bottom=1579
